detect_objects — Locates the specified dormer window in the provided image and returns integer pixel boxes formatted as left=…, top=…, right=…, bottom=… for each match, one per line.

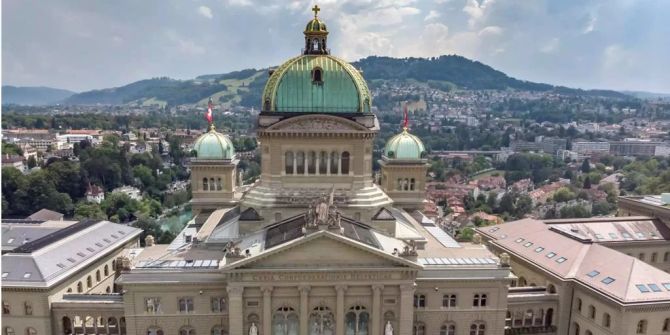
left=312, top=67, right=323, bottom=84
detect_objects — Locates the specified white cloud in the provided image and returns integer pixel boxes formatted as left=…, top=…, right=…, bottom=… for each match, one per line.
left=424, top=10, right=440, bottom=21
left=227, top=0, right=252, bottom=6
left=540, top=38, right=559, bottom=54
left=165, top=30, right=205, bottom=56
left=478, top=25, right=502, bottom=37
left=582, top=14, right=597, bottom=34
left=197, top=6, right=213, bottom=19
left=462, top=0, right=495, bottom=29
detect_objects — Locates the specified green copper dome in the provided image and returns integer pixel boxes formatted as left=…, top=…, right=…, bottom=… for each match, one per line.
left=193, top=129, right=235, bottom=160
left=261, top=55, right=372, bottom=113
left=384, top=129, right=426, bottom=160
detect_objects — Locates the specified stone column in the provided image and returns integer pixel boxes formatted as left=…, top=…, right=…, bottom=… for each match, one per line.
left=337, top=155, right=341, bottom=175
left=262, top=286, right=273, bottom=335
left=335, top=285, right=347, bottom=335
left=304, top=155, right=308, bottom=176
left=299, top=285, right=310, bottom=335
left=293, top=154, right=297, bottom=175
left=327, top=154, right=331, bottom=175
left=399, top=284, right=415, bottom=335
left=227, top=285, right=245, bottom=335
left=315, top=154, right=320, bottom=176
left=371, top=285, right=383, bottom=335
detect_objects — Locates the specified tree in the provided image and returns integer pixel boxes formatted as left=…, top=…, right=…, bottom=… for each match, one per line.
left=592, top=201, right=613, bottom=216
left=583, top=176, right=592, bottom=189
left=74, top=202, right=107, bottom=220
left=581, top=159, right=591, bottom=173
left=514, top=195, right=533, bottom=217
left=553, top=187, right=576, bottom=202
left=26, top=156, right=37, bottom=169
left=499, top=193, right=515, bottom=214
left=101, top=192, right=140, bottom=222
left=47, top=161, right=85, bottom=199
left=459, top=227, right=475, bottom=242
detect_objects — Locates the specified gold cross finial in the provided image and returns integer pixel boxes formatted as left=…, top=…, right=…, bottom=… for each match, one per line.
left=312, top=5, right=320, bottom=18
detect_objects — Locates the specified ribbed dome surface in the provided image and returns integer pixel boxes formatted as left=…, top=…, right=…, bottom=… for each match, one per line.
left=384, top=129, right=426, bottom=160
left=193, top=129, right=235, bottom=160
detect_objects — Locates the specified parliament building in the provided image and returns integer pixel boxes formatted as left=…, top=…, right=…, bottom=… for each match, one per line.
left=3, top=7, right=670, bottom=335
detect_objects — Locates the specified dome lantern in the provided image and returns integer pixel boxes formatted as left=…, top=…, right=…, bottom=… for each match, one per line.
left=304, top=5, right=329, bottom=55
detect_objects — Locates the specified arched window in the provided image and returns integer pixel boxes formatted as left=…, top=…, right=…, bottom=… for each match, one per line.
left=442, top=294, right=457, bottom=308
left=535, top=309, right=544, bottom=325
left=179, top=326, right=195, bottom=335
left=664, top=252, right=669, bottom=262
left=345, top=305, right=369, bottom=335
left=4, top=328, right=15, bottom=335
left=285, top=151, right=294, bottom=174
left=86, top=276, right=92, bottom=288
left=573, top=322, right=580, bottom=335
left=663, top=318, right=670, bottom=332
left=209, top=178, right=215, bottom=191
left=319, top=151, right=328, bottom=174
left=96, top=270, right=101, bottom=282
left=413, top=323, right=425, bottom=335
left=67, top=288, right=72, bottom=293
left=652, top=252, right=658, bottom=262
left=383, top=311, right=396, bottom=335
left=547, top=284, right=557, bottom=294
left=307, top=151, right=316, bottom=175
left=77, top=281, right=83, bottom=293
left=603, top=313, right=611, bottom=328
left=104, top=265, right=109, bottom=276
left=273, top=306, right=298, bottom=335
left=62, top=317, right=72, bottom=335
left=107, top=317, right=118, bottom=334
left=203, top=178, right=208, bottom=191
left=211, top=326, right=225, bottom=335
left=147, top=327, right=164, bottom=335
left=576, top=298, right=582, bottom=312
left=296, top=151, right=305, bottom=174
left=639, top=253, right=645, bottom=261
left=470, top=322, right=485, bottom=335
left=24, top=302, right=32, bottom=315
left=440, top=324, right=456, bottom=335
left=312, top=67, right=323, bottom=83
left=410, top=178, right=415, bottom=191
left=585, top=331, right=593, bottom=335
left=309, top=306, right=334, bottom=335
left=2, top=301, right=9, bottom=315
left=330, top=151, right=339, bottom=174
left=518, top=277, right=527, bottom=286
left=341, top=151, right=350, bottom=174
left=106, top=286, right=111, bottom=293
left=637, top=320, right=648, bottom=334
left=404, top=178, right=410, bottom=191
left=216, top=178, right=223, bottom=191
left=413, top=294, right=426, bottom=308
left=545, top=308, right=554, bottom=326
left=588, top=305, right=596, bottom=319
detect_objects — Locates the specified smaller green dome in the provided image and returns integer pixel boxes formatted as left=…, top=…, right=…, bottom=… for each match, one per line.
left=193, top=129, right=235, bottom=160
left=384, top=129, right=426, bottom=160
left=305, top=18, right=327, bottom=34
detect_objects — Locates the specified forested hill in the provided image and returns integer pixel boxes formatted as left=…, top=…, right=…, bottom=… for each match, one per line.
left=2, top=86, right=76, bottom=105
left=51, top=55, right=628, bottom=107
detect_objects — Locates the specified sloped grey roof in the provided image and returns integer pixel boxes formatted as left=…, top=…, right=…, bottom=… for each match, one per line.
left=1, top=220, right=141, bottom=288
left=26, top=209, right=64, bottom=221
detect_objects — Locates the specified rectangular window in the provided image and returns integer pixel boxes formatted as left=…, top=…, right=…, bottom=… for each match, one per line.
left=211, top=297, right=226, bottom=312
left=546, top=252, right=556, bottom=258
left=523, top=242, right=533, bottom=247
left=515, top=238, right=525, bottom=243
left=636, top=284, right=650, bottom=293
left=586, top=271, right=600, bottom=278
left=145, top=297, right=161, bottom=313
left=178, top=297, right=194, bottom=312
left=648, top=284, right=662, bottom=292
left=534, top=247, right=545, bottom=253
left=608, top=233, right=617, bottom=239
left=442, top=294, right=456, bottom=308
left=662, top=283, right=670, bottom=291
left=601, top=277, right=615, bottom=284
left=556, top=257, right=567, bottom=263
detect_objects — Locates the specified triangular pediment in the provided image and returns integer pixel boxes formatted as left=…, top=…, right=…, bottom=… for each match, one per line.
left=223, top=230, right=421, bottom=271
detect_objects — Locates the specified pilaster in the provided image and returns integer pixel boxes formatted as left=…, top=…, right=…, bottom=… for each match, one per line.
left=335, top=285, right=347, bottom=335
left=399, top=283, right=415, bottom=335
left=299, top=285, right=311, bottom=335
left=227, top=285, right=245, bottom=335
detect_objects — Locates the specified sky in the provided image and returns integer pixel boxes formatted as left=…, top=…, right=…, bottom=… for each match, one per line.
left=3, top=0, right=670, bottom=93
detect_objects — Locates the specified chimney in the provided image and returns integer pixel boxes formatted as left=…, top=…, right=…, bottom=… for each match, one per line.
left=145, top=235, right=155, bottom=247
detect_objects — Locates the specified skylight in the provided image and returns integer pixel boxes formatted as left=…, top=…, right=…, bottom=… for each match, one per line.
left=636, top=284, right=650, bottom=293
left=515, top=238, right=525, bottom=243
left=636, top=232, right=645, bottom=238
left=23, top=272, right=32, bottom=279
left=103, top=238, right=111, bottom=243
left=118, top=230, right=126, bottom=235
left=76, top=252, right=86, bottom=257
left=556, top=257, right=567, bottom=263
left=95, top=243, right=104, bottom=247
left=534, top=247, right=545, bottom=253
left=594, top=234, right=603, bottom=239
left=7, top=238, right=14, bottom=243
left=601, top=277, right=615, bottom=284
left=662, top=283, right=670, bottom=291
left=608, top=233, right=617, bottom=239
left=2, top=272, right=8, bottom=278
left=86, top=247, right=95, bottom=252
left=622, top=232, right=631, bottom=239
left=56, top=263, right=66, bottom=269
left=586, top=270, right=600, bottom=278
left=67, top=258, right=76, bottom=263
left=524, top=242, right=533, bottom=247
left=648, top=284, right=662, bottom=292
left=111, top=234, right=118, bottom=239
left=546, top=252, right=556, bottom=258
left=488, top=227, right=499, bottom=232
